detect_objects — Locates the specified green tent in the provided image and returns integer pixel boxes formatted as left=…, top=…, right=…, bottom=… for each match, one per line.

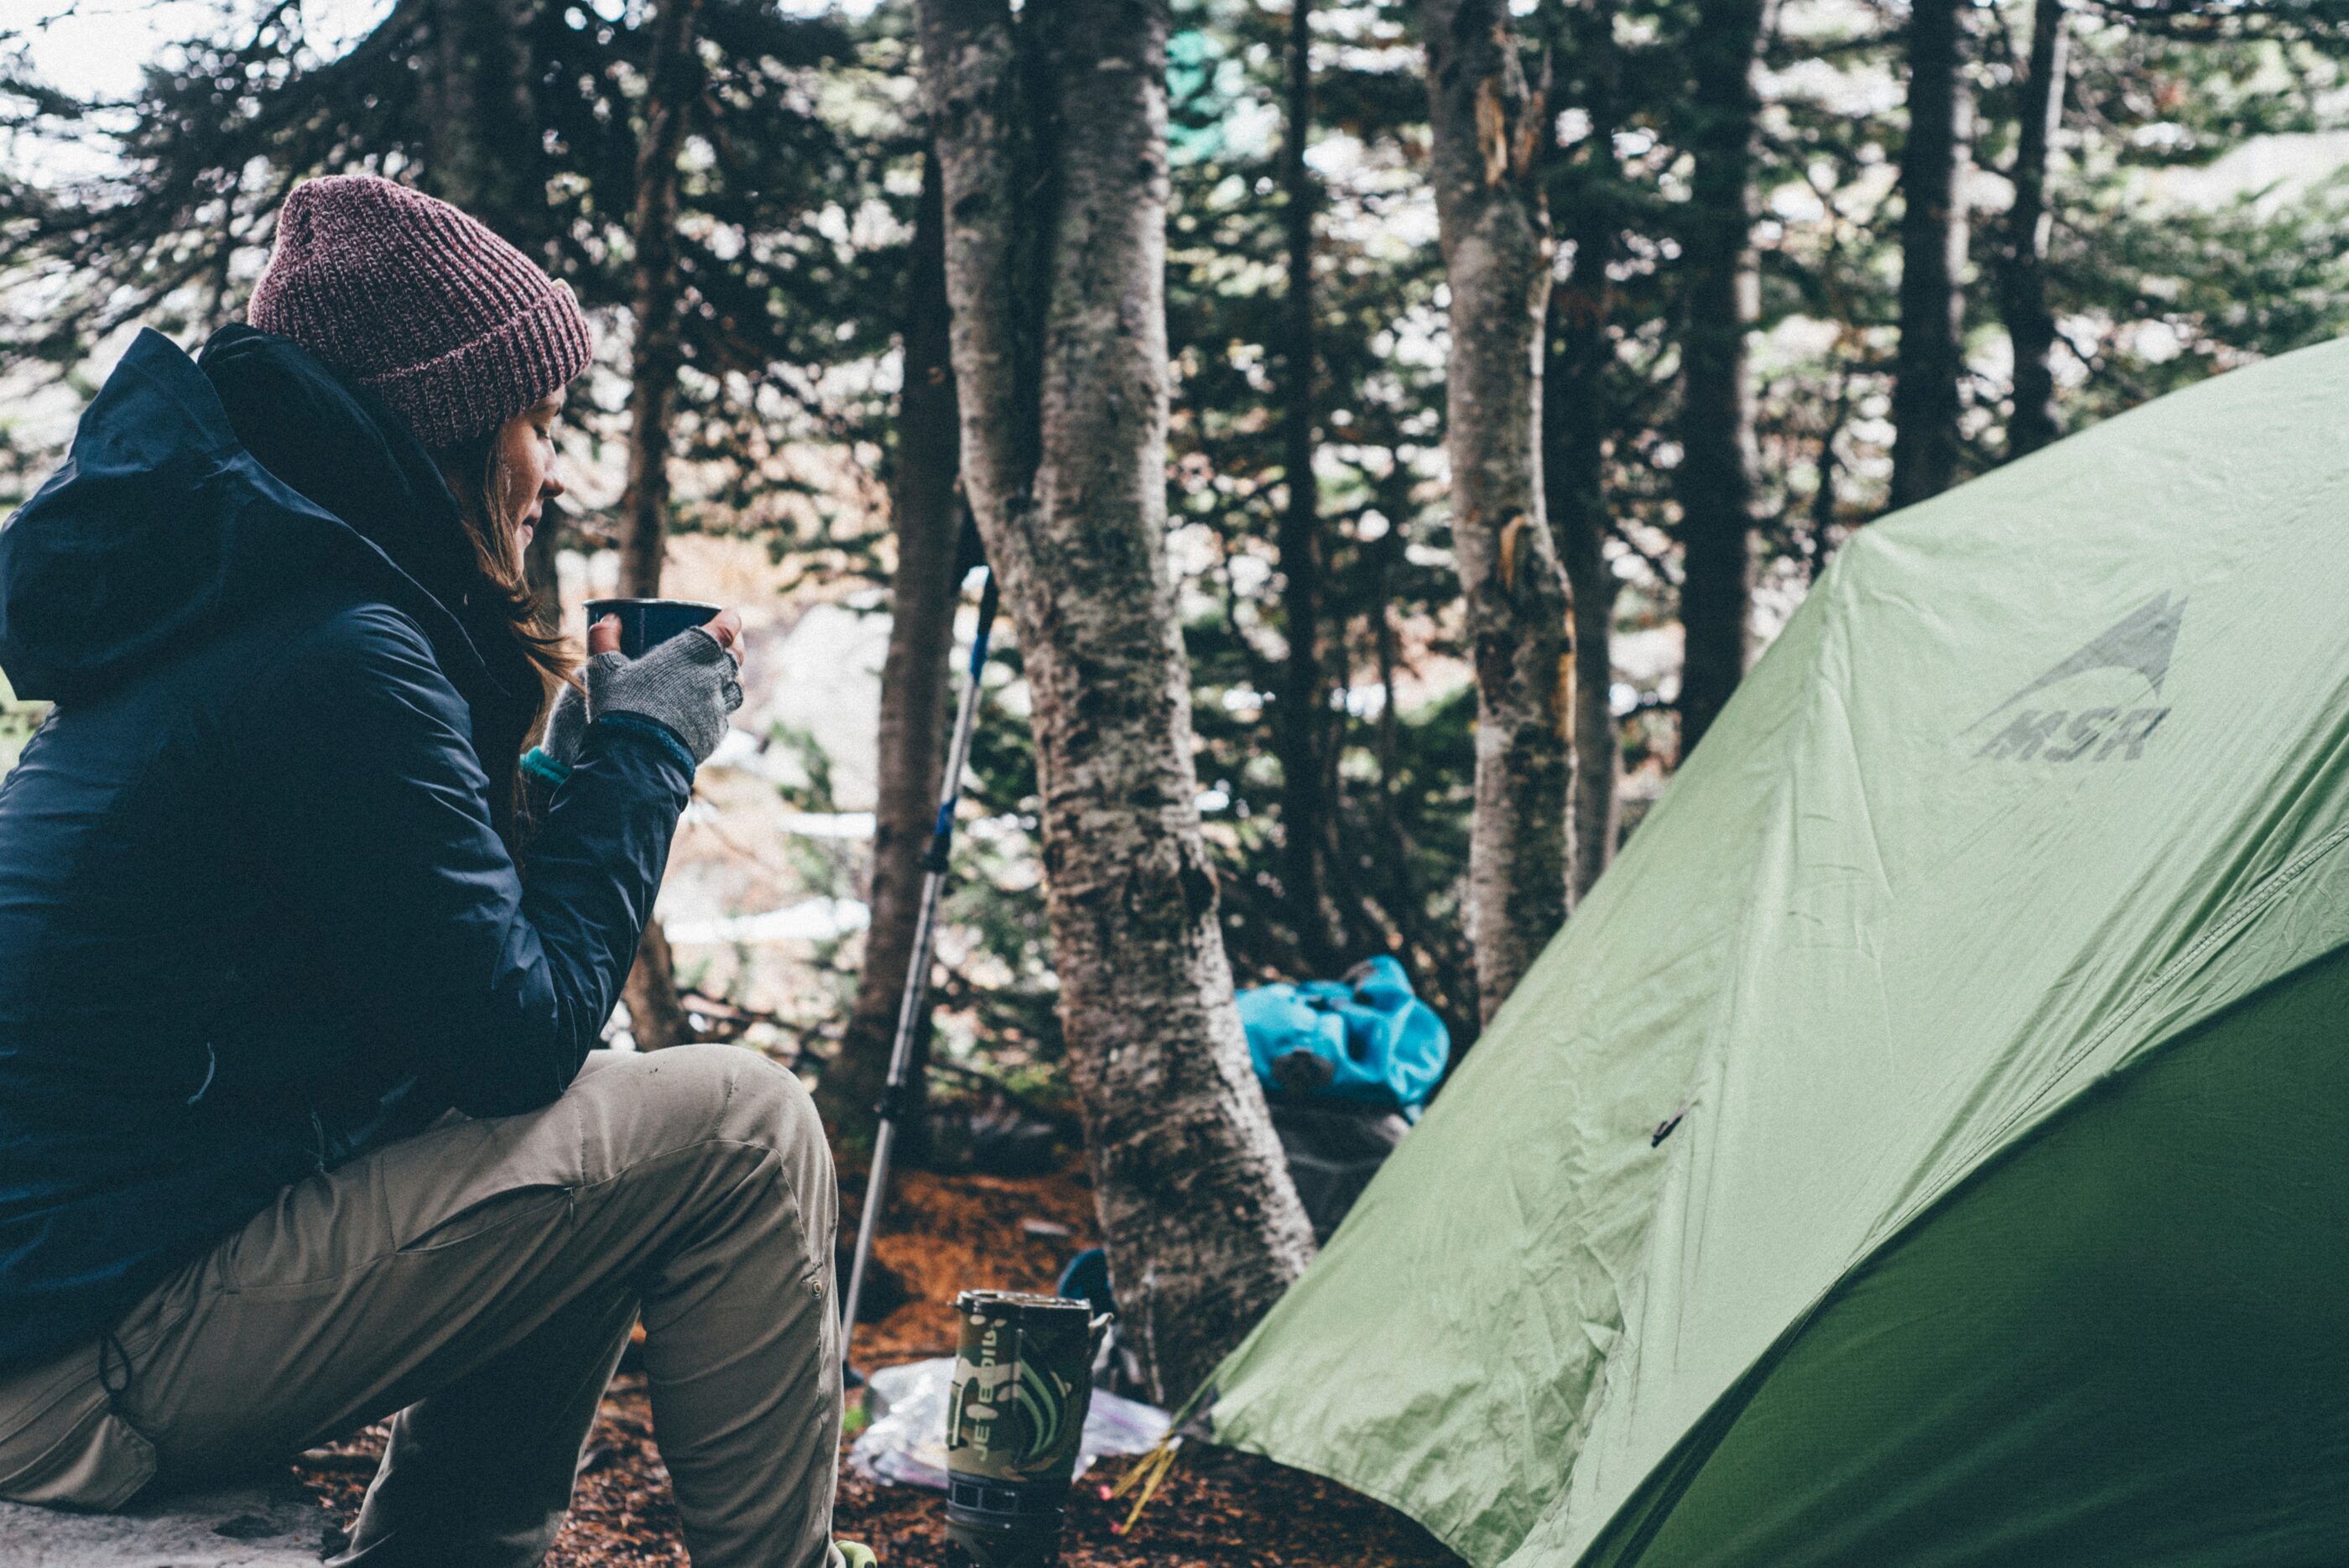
left=1202, top=337, right=2349, bottom=1566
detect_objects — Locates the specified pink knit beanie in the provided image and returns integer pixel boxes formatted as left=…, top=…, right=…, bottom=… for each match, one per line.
left=248, top=175, right=592, bottom=448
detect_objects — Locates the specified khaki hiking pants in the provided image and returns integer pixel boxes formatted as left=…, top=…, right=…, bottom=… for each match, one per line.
left=0, top=1045, right=846, bottom=1568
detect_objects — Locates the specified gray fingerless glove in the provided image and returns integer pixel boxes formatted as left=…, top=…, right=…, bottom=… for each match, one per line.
left=583, top=627, right=744, bottom=765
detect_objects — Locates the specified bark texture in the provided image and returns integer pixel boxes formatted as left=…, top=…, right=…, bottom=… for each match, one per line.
left=919, top=0, right=1314, bottom=1404
left=1890, top=0, right=1972, bottom=508
left=613, top=0, right=704, bottom=1033
left=1544, top=0, right=1623, bottom=906
left=820, top=151, right=962, bottom=1145
left=617, top=0, right=701, bottom=598
left=1675, top=0, right=1765, bottom=760
left=1275, top=0, right=1344, bottom=975
left=2001, top=0, right=2067, bottom=460
left=1423, top=0, right=1565, bottom=1024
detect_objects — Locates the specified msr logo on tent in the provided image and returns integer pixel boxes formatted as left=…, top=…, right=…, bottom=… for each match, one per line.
left=1968, top=592, right=2183, bottom=763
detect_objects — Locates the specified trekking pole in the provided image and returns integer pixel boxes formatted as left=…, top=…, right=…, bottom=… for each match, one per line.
left=840, top=567, right=1000, bottom=1365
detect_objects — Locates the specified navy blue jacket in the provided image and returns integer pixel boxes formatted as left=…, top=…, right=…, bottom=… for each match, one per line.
left=0, top=327, right=693, bottom=1371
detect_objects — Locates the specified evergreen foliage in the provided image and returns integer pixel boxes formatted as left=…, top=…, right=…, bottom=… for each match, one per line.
left=8, top=0, right=2349, bottom=1072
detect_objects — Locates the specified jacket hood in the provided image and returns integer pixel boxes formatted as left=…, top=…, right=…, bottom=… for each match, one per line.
left=197, top=323, right=483, bottom=617
left=0, top=327, right=535, bottom=727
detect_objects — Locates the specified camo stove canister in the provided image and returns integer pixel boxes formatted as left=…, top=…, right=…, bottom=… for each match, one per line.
left=942, top=1290, right=1108, bottom=1567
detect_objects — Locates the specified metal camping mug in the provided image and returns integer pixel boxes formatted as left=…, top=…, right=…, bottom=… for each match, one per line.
left=583, top=596, right=722, bottom=659
left=942, top=1290, right=1112, bottom=1568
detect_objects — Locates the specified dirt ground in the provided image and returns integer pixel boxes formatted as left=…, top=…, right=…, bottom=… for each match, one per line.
left=292, top=1157, right=1461, bottom=1568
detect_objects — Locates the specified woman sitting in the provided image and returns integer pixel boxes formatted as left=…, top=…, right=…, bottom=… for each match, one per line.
left=0, top=175, right=852, bottom=1568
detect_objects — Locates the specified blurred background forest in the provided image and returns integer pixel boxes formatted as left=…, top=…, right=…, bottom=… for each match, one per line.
left=8, top=0, right=2349, bottom=1140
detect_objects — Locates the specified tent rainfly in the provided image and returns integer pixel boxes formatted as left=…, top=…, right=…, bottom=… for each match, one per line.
left=1201, top=336, right=2349, bottom=1567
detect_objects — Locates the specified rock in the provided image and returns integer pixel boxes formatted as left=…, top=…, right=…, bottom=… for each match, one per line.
left=0, top=1472, right=336, bottom=1566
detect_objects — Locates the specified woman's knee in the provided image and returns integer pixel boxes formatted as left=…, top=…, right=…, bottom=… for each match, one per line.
left=634, top=1047, right=836, bottom=1258
left=566, top=1047, right=833, bottom=1220
left=632, top=1044, right=823, bottom=1157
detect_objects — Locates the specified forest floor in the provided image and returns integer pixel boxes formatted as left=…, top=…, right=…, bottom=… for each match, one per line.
left=292, top=1154, right=1461, bottom=1567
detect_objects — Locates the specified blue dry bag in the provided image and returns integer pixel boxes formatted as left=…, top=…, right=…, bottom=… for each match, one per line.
left=1237, top=956, right=1450, bottom=1113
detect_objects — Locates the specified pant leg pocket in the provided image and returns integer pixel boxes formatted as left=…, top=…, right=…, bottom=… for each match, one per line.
left=375, top=1110, right=584, bottom=1258
left=396, top=1184, right=575, bottom=1254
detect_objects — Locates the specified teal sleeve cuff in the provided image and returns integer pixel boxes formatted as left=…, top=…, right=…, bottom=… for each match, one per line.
left=519, top=746, right=572, bottom=789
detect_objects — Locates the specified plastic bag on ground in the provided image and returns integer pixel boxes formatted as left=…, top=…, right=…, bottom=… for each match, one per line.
left=848, top=1357, right=1171, bottom=1491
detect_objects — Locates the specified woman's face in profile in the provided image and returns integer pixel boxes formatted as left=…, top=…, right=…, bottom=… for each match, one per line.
left=499, top=390, right=568, bottom=554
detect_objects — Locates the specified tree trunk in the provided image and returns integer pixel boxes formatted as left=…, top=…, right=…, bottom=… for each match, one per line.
left=1544, top=0, right=1623, bottom=906
left=919, top=0, right=1314, bottom=1404
left=415, top=0, right=559, bottom=626
left=617, top=0, right=701, bottom=599
left=1275, top=0, right=1343, bottom=976
left=819, top=149, right=963, bottom=1147
left=1422, top=0, right=1565, bottom=1024
left=621, top=919, right=691, bottom=1051
left=1675, top=0, right=1764, bottom=762
left=2001, top=0, right=2066, bottom=460
left=1890, top=0, right=1971, bottom=507
left=419, top=0, right=549, bottom=254
left=615, top=0, right=702, bottom=1032
left=1807, top=392, right=1848, bottom=576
